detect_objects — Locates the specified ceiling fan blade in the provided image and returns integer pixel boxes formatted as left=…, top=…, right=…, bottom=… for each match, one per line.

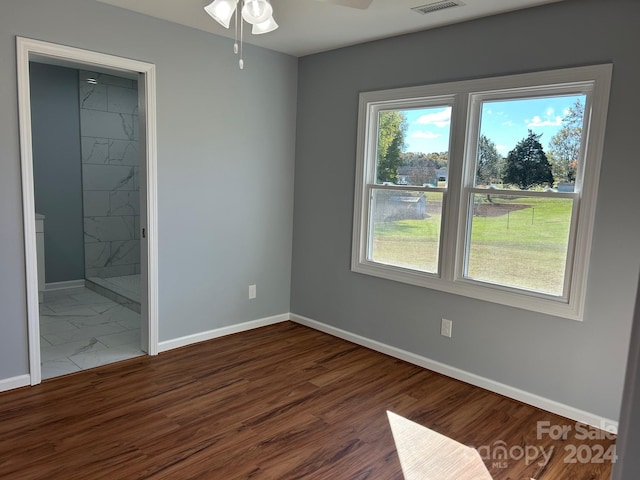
left=315, top=0, right=374, bottom=10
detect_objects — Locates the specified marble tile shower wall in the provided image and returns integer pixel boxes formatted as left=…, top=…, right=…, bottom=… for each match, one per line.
left=79, top=71, right=140, bottom=279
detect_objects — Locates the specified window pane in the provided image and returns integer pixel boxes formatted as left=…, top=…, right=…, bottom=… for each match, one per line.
left=369, top=189, right=442, bottom=273
left=376, top=107, right=451, bottom=187
left=476, top=95, right=586, bottom=191
left=465, top=194, right=573, bottom=296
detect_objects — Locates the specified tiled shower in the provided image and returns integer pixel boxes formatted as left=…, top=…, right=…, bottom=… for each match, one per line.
left=79, top=70, right=141, bottom=307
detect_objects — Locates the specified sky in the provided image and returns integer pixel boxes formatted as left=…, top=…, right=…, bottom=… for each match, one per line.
left=403, top=94, right=585, bottom=156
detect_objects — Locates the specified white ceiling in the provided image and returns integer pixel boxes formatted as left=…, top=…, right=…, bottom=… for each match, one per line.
left=96, top=0, right=562, bottom=57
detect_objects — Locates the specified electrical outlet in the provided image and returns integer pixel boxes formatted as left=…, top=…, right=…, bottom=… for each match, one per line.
left=441, top=318, right=452, bottom=338
left=249, top=284, right=256, bottom=299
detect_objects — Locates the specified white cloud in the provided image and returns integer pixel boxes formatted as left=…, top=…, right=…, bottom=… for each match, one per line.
left=496, top=145, right=508, bottom=152
left=502, top=121, right=513, bottom=127
left=411, top=131, right=440, bottom=139
left=527, top=115, right=562, bottom=127
left=415, top=109, right=451, bottom=128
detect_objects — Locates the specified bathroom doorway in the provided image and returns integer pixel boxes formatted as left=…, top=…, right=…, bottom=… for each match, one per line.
left=31, top=63, right=142, bottom=379
left=17, top=38, right=158, bottom=385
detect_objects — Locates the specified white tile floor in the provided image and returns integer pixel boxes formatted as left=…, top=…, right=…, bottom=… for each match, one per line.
left=39, top=287, right=144, bottom=380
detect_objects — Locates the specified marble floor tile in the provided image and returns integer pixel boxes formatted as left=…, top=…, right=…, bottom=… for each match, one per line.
left=70, top=342, right=144, bottom=370
left=96, top=304, right=140, bottom=324
left=40, top=313, right=101, bottom=326
left=39, top=286, right=144, bottom=379
left=39, top=320, right=79, bottom=335
left=97, top=329, right=141, bottom=348
left=41, top=337, right=108, bottom=362
left=41, top=358, right=82, bottom=380
left=89, top=303, right=121, bottom=314
left=68, top=313, right=124, bottom=328
left=116, top=316, right=140, bottom=330
left=42, top=322, right=128, bottom=346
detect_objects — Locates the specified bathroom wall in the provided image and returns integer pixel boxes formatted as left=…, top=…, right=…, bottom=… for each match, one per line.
left=30, top=62, right=84, bottom=284
left=79, top=70, right=140, bottom=279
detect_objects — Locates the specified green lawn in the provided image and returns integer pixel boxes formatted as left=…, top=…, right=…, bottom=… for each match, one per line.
left=371, top=195, right=573, bottom=295
left=373, top=213, right=442, bottom=273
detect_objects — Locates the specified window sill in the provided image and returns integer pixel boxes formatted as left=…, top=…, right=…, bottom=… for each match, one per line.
left=351, top=260, right=583, bottom=321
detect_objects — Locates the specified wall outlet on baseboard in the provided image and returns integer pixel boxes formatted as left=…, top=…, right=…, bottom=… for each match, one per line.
left=441, top=318, right=452, bottom=338
left=249, top=284, right=256, bottom=299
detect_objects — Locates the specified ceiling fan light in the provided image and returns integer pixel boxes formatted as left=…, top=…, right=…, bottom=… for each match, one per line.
left=241, top=0, right=273, bottom=25
left=252, top=15, right=278, bottom=34
left=204, top=0, right=239, bottom=29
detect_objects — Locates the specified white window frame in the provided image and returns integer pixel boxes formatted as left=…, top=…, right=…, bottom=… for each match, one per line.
left=351, top=65, right=612, bottom=320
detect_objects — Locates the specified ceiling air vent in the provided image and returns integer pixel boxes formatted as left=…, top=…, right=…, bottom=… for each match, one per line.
left=411, top=0, right=464, bottom=15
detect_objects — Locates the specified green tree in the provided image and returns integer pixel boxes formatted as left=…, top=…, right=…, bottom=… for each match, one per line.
left=547, top=100, right=584, bottom=184
left=377, top=111, right=407, bottom=183
left=502, top=130, right=554, bottom=189
left=424, top=151, right=449, bottom=169
left=476, top=134, right=501, bottom=185
left=399, top=152, right=438, bottom=185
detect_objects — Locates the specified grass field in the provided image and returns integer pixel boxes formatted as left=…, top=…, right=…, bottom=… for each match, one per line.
left=371, top=195, right=573, bottom=295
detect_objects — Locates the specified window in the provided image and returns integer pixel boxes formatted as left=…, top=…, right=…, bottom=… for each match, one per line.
left=352, top=65, right=612, bottom=320
left=369, top=105, right=451, bottom=274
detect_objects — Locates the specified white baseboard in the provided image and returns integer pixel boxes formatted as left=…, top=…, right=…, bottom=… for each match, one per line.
left=0, top=374, right=30, bottom=393
left=158, top=313, right=290, bottom=353
left=45, top=279, right=85, bottom=291
left=290, top=313, right=618, bottom=434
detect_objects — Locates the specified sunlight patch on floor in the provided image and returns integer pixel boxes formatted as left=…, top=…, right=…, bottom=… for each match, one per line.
left=387, top=410, right=494, bottom=480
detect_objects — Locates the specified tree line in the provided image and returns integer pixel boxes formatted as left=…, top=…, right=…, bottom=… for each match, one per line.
left=377, top=100, right=584, bottom=190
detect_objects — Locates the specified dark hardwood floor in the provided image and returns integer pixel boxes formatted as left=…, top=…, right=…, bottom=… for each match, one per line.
left=0, top=321, right=615, bottom=479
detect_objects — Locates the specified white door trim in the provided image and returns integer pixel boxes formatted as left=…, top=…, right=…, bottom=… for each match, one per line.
left=16, top=37, right=159, bottom=385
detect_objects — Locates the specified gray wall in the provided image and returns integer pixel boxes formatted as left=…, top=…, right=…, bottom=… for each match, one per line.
left=79, top=70, right=141, bottom=279
left=0, top=0, right=297, bottom=379
left=292, top=0, right=640, bottom=422
left=30, top=62, right=84, bottom=283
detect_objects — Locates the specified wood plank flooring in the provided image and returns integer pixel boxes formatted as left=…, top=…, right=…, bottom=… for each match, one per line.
left=0, top=322, right=616, bottom=479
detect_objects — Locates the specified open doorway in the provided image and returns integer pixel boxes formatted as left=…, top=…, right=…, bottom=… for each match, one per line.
left=31, top=63, right=142, bottom=379
left=17, top=37, right=158, bottom=385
